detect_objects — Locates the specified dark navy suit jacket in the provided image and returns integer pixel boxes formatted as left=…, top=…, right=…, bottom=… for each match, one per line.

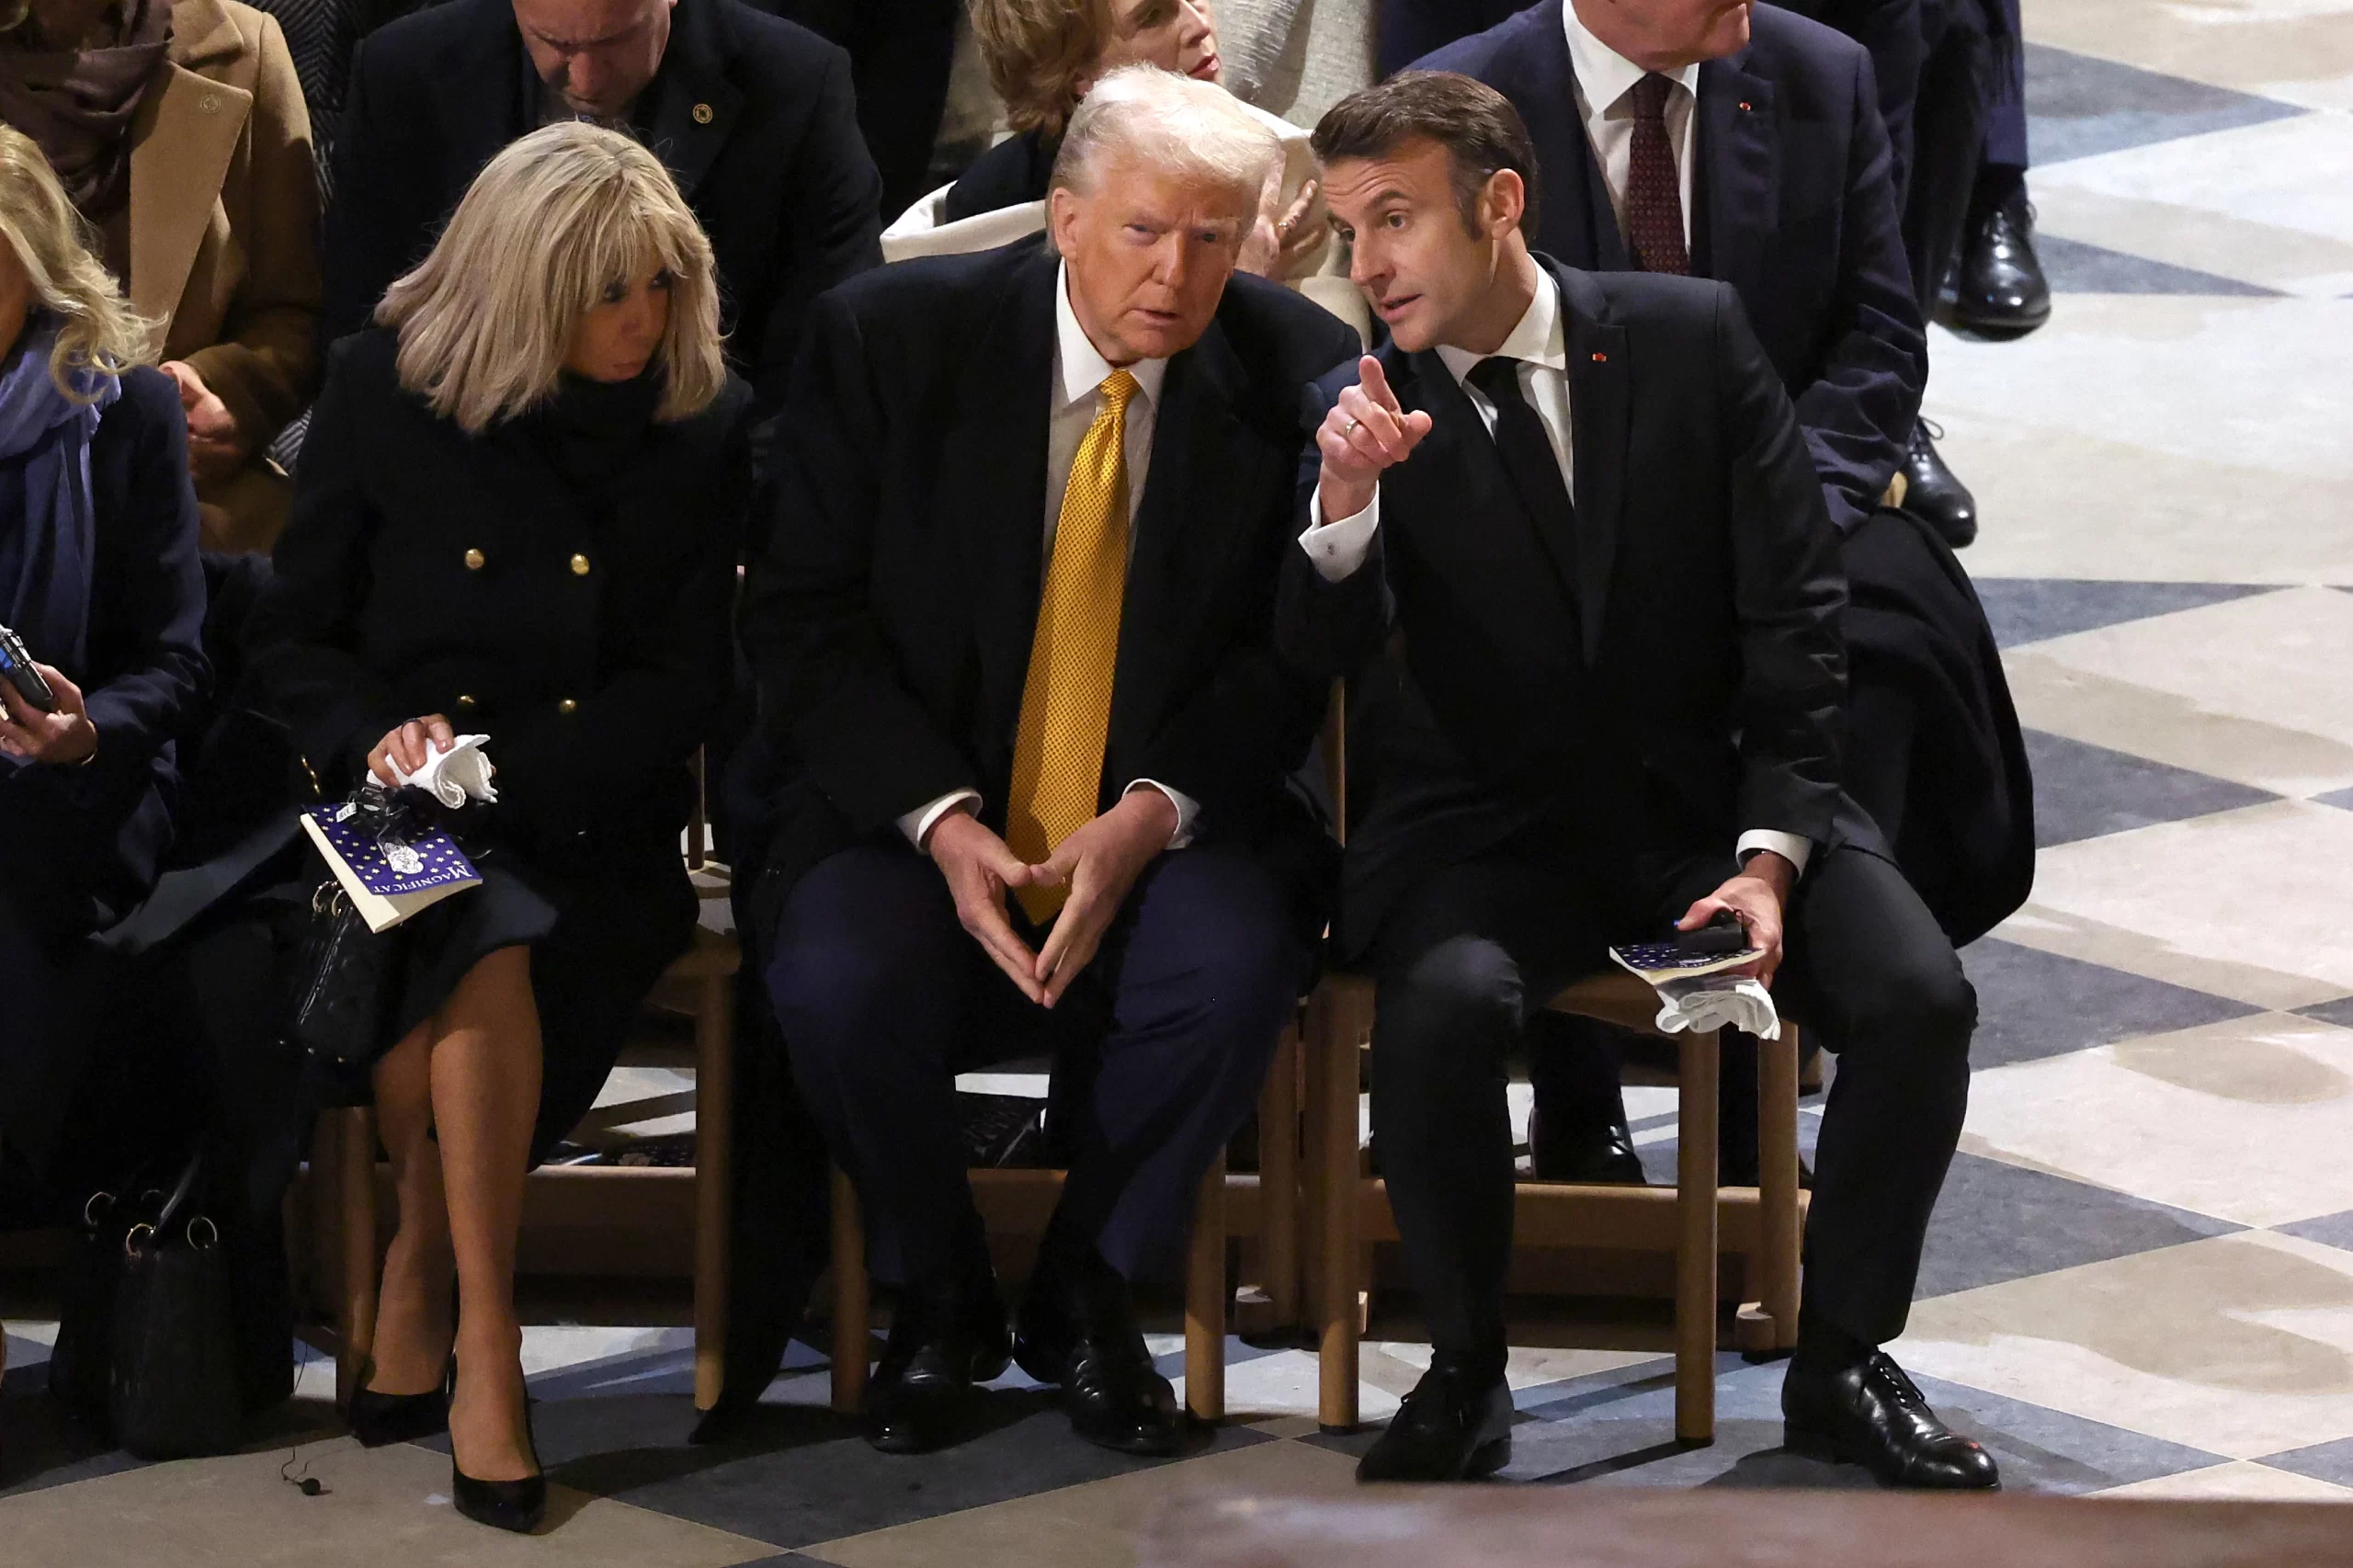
left=1420, top=1, right=1924, bottom=536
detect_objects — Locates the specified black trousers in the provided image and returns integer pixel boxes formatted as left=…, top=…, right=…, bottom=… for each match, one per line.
left=764, top=841, right=1302, bottom=1287
left=1369, top=839, right=1973, bottom=1369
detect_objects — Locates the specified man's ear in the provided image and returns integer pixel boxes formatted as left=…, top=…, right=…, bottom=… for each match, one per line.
left=1047, top=185, right=1081, bottom=257
left=1483, top=168, right=1528, bottom=240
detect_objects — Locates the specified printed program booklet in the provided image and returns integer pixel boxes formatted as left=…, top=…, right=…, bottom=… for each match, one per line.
left=299, top=801, right=482, bottom=933
left=1608, top=940, right=1766, bottom=986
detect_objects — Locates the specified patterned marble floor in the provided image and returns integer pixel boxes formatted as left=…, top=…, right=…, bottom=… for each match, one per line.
left=7, top=3, right=2353, bottom=1562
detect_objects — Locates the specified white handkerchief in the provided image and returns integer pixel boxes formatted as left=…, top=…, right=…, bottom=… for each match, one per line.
left=392, top=733, right=498, bottom=808
left=1648, top=973, right=1782, bottom=1040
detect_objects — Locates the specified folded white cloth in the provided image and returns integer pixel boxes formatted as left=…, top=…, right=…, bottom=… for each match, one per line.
left=1649, top=972, right=1782, bottom=1040
left=391, top=733, right=498, bottom=808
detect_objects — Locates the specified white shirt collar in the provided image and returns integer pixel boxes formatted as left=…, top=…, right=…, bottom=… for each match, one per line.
left=1561, top=0, right=1701, bottom=117
left=1055, top=261, right=1170, bottom=412
left=1435, top=265, right=1568, bottom=387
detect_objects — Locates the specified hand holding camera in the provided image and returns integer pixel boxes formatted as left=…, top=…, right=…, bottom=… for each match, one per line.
left=0, top=622, right=97, bottom=766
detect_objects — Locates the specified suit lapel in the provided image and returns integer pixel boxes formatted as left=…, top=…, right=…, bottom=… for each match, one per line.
left=641, top=0, right=744, bottom=199
left=124, top=0, right=251, bottom=327
left=438, top=0, right=530, bottom=191
left=1496, top=2, right=1624, bottom=271
left=1553, top=263, right=1627, bottom=665
left=1694, top=59, right=1777, bottom=302
left=949, top=249, right=1058, bottom=771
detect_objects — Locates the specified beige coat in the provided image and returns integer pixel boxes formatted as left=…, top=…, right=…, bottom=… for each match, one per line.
left=125, top=0, right=320, bottom=551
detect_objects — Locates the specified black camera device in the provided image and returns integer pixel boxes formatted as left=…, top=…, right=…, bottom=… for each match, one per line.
left=0, top=622, right=57, bottom=714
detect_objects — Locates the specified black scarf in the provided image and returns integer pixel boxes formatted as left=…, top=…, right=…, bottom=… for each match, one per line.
left=527, top=368, right=661, bottom=494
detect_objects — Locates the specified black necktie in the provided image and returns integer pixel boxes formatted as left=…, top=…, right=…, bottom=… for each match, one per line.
left=1465, top=355, right=1579, bottom=601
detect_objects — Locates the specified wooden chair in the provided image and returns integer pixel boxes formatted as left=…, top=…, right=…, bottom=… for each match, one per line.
left=824, top=1022, right=1302, bottom=1426
left=312, top=753, right=742, bottom=1414
left=1301, top=685, right=1805, bottom=1445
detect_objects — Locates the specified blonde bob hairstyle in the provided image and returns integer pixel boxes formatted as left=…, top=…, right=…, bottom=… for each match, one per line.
left=970, top=0, right=1114, bottom=137
left=0, top=125, right=159, bottom=400
left=377, top=122, right=726, bottom=435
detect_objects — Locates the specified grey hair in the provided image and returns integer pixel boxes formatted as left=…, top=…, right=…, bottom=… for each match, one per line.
left=1049, top=64, right=1279, bottom=216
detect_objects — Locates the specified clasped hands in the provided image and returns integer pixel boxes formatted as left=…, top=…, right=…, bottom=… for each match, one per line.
left=161, top=360, right=248, bottom=486
left=927, top=788, right=1178, bottom=1009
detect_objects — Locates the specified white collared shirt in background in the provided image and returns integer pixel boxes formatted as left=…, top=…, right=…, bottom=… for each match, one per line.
left=1561, top=1, right=1701, bottom=249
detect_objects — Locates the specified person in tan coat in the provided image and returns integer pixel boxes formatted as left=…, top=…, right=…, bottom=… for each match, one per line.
left=0, top=0, right=320, bottom=551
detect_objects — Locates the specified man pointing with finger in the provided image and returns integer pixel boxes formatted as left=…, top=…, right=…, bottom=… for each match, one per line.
left=736, top=66, right=1356, bottom=1460
left=1281, top=72, right=1994, bottom=1490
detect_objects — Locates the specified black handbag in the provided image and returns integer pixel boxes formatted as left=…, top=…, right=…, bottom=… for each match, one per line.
left=288, top=878, right=394, bottom=1066
left=51, top=1157, right=244, bottom=1459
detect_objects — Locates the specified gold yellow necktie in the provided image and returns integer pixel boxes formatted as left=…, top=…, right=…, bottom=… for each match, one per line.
left=1006, top=369, right=1137, bottom=923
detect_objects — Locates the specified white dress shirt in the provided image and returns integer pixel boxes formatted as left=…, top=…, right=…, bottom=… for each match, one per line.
left=1561, top=1, right=1701, bottom=249
left=897, top=263, right=1200, bottom=853
left=1294, top=268, right=1813, bottom=877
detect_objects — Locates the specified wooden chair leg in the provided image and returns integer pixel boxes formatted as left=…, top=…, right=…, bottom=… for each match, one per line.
left=1758, top=1023, right=1803, bottom=1352
left=337, top=1106, right=380, bottom=1406
left=830, top=1168, right=870, bottom=1415
left=1313, top=990, right=1360, bottom=1432
left=1675, top=1030, right=1719, bottom=1446
left=692, top=973, right=735, bottom=1413
left=1186, top=1151, right=1228, bottom=1423
left=1259, top=1022, right=1302, bottom=1326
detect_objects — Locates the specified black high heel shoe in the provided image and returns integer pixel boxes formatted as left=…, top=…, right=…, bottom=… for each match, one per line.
left=347, top=1357, right=454, bottom=1448
left=451, top=1378, right=545, bottom=1534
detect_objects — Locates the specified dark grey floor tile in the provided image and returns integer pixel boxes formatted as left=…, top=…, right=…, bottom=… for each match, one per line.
left=563, top=1387, right=1270, bottom=1549
left=1311, top=1357, right=2219, bottom=1494
left=2023, top=729, right=2277, bottom=847
left=2275, top=1210, right=2353, bottom=1254
left=2040, top=234, right=2279, bottom=297
left=2295, top=995, right=2353, bottom=1029
left=2027, top=42, right=2309, bottom=164
left=2258, top=1433, right=2353, bottom=1487
left=1961, top=937, right=2257, bottom=1070
left=1915, top=1151, right=2240, bottom=1301
left=1971, top=579, right=2275, bottom=649
left=728, top=1557, right=847, bottom=1568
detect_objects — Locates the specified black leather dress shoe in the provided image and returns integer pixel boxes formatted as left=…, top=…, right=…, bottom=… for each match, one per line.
left=1783, top=1349, right=2001, bottom=1490
left=1951, top=187, right=2051, bottom=337
left=866, top=1270, right=1012, bottom=1454
left=1358, top=1357, right=1515, bottom=1483
left=1903, top=420, right=1978, bottom=549
left=347, top=1358, right=451, bottom=1448
left=452, top=1388, right=546, bottom=1533
left=1528, top=1104, right=1645, bottom=1184
left=1015, top=1249, right=1182, bottom=1456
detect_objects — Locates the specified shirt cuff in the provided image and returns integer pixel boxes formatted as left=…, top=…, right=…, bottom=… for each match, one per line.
left=1737, top=830, right=1812, bottom=879
left=1123, top=778, right=1198, bottom=849
left=1296, top=485, right=1381, bottom=582
left=899, top=789, right=981, bottom=850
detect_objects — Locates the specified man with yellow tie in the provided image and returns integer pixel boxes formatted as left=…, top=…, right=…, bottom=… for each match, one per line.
left=737, top=66, right=1358, bottom=1459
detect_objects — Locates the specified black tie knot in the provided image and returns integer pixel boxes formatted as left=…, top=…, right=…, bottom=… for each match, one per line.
left=1467, top=355, right=1527, bottom=408
left=1630, top=72, right=1675, bottom=121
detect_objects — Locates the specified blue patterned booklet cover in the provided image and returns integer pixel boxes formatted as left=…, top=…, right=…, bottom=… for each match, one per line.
left=299, top=801, right=482, bottom=933
left=1608, top=941, right=1764, bottom=985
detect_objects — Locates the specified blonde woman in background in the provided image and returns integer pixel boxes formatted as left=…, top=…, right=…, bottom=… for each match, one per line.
left=0, top=0, right=318, bottom=551
left=243, top=122, right=752, bottom=1533
left=885, top=0, right=1368, bottom=337
left=0, top=123, right=204, bottom=1214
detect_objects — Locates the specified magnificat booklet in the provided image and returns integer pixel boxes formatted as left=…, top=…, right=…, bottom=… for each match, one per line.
left=299, top=800, right=482, bottom=933
left=1608, top=940, right=1767, bottom=986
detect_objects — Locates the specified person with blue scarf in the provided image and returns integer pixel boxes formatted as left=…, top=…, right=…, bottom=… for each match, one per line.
left=0, top=123, right=207, bottom=1198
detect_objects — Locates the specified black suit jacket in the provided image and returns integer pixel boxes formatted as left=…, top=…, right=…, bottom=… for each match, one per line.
left=246, top=330, right=753, bottom=845
left=735, top=240, right=1358, bottom=919
left=1279, top=262, right=1850, bottom=956
left=320, top=0, right=883, bottom=427
left=1421, top=1, right=1923, bottom=536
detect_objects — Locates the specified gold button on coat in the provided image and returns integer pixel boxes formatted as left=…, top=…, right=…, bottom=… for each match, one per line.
left=692, top=102, right=713, bottom=124
left=558, top=699, right=579, bottom=716
left=455, top=694, right=477, bottom=711
left=464, top=548, right=485, bottom=570
left=570, top=553, right=591, bottom=576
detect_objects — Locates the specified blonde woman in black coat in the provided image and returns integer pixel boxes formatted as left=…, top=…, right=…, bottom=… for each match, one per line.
left=244, top=122, right=751, bottom=1532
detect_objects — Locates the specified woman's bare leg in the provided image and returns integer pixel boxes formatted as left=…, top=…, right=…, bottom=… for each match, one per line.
left=429, top=945, right=542, bottom=1482
left=366, top=1020, right=457, bottom=1395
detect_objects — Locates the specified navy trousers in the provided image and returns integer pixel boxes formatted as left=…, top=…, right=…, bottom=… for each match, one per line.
left=764, top=841, right=1302, bottom=1287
